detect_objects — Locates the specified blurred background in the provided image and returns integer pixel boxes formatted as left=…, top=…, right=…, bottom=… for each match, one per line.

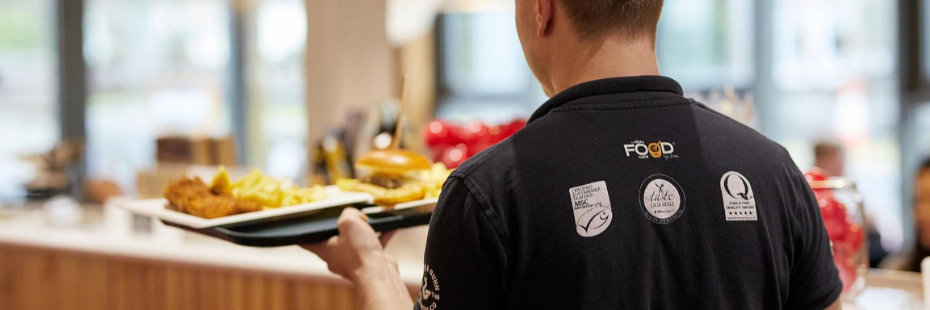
left=1, top=0, right=929, bottom=308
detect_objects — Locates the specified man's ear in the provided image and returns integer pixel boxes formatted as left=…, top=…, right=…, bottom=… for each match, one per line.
left=535, top=0, right=552, bottom=37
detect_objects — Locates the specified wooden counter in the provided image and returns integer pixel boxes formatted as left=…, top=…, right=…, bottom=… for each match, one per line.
left=0, top=242, right=394, bottom=310
left=0, top=204, right=424, bottom=310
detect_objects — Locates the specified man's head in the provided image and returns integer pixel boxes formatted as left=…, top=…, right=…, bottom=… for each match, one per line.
left=515, top=0, right=664, bottom=96
left=813, top=142, right=845, bottom=177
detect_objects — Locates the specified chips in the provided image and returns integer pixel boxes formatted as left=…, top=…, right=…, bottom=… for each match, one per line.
left=212, top=167, right=328, bottom=209
left=421, top=163, right=452, bottom=199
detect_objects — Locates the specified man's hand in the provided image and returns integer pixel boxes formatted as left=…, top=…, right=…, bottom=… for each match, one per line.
left=301, top=208, right=413, bottom=310
left=301, top=207, right=396, bottom=281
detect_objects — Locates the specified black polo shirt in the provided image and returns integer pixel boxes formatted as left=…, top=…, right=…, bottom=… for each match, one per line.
left=415, top=76, right=841, bottom=310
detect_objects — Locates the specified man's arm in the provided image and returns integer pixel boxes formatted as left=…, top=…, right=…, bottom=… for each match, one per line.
left=302, top=208, right=413, bottom=310
left=414, top=176, right=508, bottom=309
left=304, top=176, right=506, bottom=310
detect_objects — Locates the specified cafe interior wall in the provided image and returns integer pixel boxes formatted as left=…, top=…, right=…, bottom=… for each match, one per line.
left=0, top=0, right=915, bottom=255
left=303, top=0, right=394, bottom=160
left=303, top=0, right=439, bottom=165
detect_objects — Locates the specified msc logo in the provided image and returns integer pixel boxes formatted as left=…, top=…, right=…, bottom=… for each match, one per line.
left=623, top=140, right=677, bottom=159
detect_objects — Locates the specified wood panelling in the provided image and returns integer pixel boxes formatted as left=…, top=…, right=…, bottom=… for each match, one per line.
left=0, top=243, right=418, bottom=310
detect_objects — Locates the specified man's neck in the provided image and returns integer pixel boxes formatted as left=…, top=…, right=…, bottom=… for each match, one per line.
left=548, top=37, right=660, bottom=95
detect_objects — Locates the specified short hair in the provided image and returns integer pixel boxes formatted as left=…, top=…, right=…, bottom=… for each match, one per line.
left=814, top=142, right=842, bottom=159
left=559, top=0, right=665, bottom=40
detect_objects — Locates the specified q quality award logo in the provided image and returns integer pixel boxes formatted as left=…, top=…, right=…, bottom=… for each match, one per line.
left=720, top=171, right=757, bottom=221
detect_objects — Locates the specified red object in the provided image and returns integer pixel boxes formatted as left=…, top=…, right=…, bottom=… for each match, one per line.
left=424, top=118, right=527, bottom=167
left=807, top=171, right=864, bottom=295
left=505, top=119, right=527, bottom=136
left=463, top=121, right=491, bottom=147
left=832, top=223, right=864, bottom=259
left=834, top=255, right=857, bottom=293
left=440, top=143, right=469, bottom=168
left=817, top=195, right=848, bottom=241
left=424, top=120, right=458, bottom=147
left=844, top=223, right=864, bottom=253
left=488, top=125, right=506, bottom=144
left=806, top=168, right=834, bottom=197
left=804, top=167, right=829, bottom=182
left=805, top=169, right=833, bottom=195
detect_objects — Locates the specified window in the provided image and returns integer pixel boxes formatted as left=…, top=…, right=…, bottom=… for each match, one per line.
left=657, top=0, right=754, bottom=89
left=435, top=12, right=545, bottom=124
left=245, top=0, right=308, bottom=180
left=435, top=1, right=755, bottom=123
left=772, top=0, right=896, bottom=91
left=84, top=0, right=234, bottom=191
left=766, top=0, right=901, bottom=250
left=0, top=0, right=58, bottom=198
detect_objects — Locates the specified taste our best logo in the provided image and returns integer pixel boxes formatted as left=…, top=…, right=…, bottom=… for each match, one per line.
left=623, top=140, right=678, bottom=159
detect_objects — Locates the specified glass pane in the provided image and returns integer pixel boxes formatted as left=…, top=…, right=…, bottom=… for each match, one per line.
left=247, top=0, right=308, bottom=180
left=657, top=0, right=754, bottom=89
left=772, top=0, right=896, bottom=91
left=436, top=12, right=545, bottom=123
left=909, top=103, right=930, bottom=161
left=767, top=0, right=901, bottom=250
left=440, top=12, right=533, bottom=97
left=437, top=0, right=756, bottom=123
left=0, top=0, right=58, bottom=198
left=85, top=0, right=233, bottom=191
left=923, top=0, right=930, bottom=80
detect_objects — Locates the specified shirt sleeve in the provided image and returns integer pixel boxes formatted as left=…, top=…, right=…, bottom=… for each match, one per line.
left=414, top=176, right=508, bottom=310
left=784, top=171, right=843, bottom=309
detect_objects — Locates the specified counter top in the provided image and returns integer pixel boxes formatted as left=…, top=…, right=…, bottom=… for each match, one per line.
left=0, top=199, right=429, bottom=286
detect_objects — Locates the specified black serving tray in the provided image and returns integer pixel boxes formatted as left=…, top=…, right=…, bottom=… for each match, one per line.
left=163, top=204, right=433, bottom=247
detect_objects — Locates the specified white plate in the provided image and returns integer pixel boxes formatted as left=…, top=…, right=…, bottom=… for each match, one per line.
left=362, top=198, right=440, bottom=215
left=117, top=186, right=374, bottom=229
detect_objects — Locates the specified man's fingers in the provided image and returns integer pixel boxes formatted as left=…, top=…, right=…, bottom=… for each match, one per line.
left=301, top=239, right=329, bottom=257
left=300, top=235, right=339, bottom=258
left=336, top=207, right=373, bottom=233
left=379, top=230, right=397, bottom=247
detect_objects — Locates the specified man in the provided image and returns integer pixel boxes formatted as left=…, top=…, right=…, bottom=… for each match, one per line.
left=813, top=142, right=845, bottom=177
left=304, top=0, right=843, bottom=308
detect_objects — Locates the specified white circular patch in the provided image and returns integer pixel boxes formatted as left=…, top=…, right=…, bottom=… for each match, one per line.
left=639, top=175, right=685, bottom=224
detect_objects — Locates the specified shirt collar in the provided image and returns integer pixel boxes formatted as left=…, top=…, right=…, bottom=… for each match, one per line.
left=528, top=76, right=684, bottom=123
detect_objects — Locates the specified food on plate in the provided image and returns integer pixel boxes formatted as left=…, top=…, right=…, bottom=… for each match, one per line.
left=420, top=162, right=453, bottom=199
left=164, top=177, right=261, bottom=219
left=221, top=168, right=328, bottom=209
left=338, top=149, right=451, bottom=206
left=164, top=167, right=328, bottom=219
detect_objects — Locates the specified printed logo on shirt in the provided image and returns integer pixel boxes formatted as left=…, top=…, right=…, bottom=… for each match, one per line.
left=623, top=140, right=679, bottom=160
left=720, top=171, right=758, bottom=221
left=569, top=181, right=613, bottom=237
left=639, top=175, right=685, bottom=224
left=417, top=265, right=441, bottom=310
